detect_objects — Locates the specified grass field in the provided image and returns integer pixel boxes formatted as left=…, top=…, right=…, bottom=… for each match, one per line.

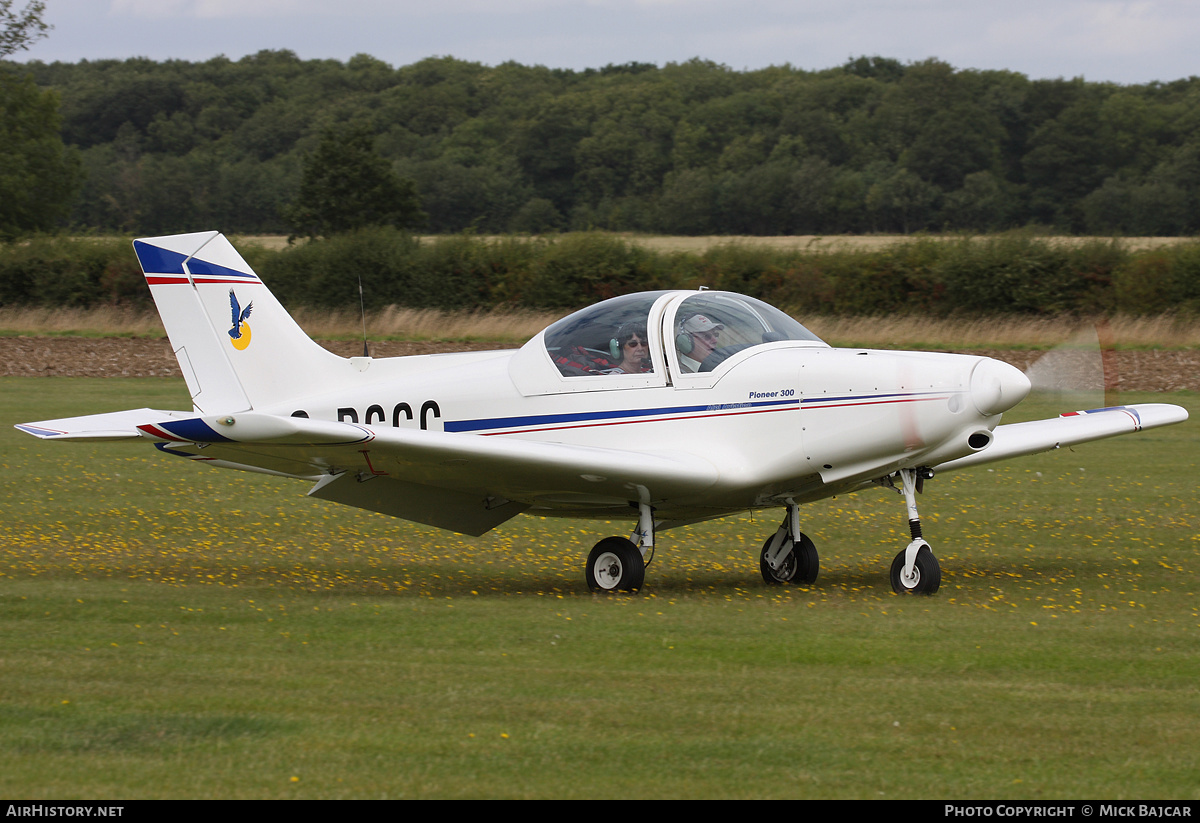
left=2, top=378, right=1198, bottom=799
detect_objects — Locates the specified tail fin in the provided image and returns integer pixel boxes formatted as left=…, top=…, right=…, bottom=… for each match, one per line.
left=134, top=232, right=347, bottom=413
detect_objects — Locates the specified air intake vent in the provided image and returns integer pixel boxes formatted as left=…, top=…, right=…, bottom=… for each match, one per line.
left=967, top=431, right=992, bottom=450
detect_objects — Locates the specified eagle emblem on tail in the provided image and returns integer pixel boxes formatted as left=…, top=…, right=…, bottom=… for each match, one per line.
left=228, top=289, right=253, bottom=349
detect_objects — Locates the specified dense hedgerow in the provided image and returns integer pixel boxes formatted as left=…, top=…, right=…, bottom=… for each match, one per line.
left=1112, top=243, right=1200, bottom=314
left=3, top=231, right=1199, bottom=316
left=0, top=235, right=140, bottom=307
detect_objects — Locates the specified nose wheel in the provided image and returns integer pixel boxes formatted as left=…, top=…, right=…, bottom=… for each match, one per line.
left=759, top=503, right=819, bottom=585
left=888, top=468, right=941, bottom=595
left=890, top=543, right=940, bottom=594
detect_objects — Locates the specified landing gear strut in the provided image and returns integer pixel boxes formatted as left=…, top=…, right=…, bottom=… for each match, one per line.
left=759, top=501, right=819, bottom=585
left=888, top=468, right=941, bottom=595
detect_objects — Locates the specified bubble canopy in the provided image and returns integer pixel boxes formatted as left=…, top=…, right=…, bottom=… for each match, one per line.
left=542, top=290, right=826, bottom=378
left=543, top=292, right=670, bottom=376
left=668, top=291, right=826, bottom=372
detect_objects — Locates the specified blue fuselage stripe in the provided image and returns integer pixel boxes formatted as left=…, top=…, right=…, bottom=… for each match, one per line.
left=443, top=390, right=952, bottom=434
left=444, top=398, right=798, bottom=433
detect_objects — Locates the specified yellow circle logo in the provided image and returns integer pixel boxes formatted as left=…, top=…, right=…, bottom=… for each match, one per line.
left=231, top=322, right=252, bottom=350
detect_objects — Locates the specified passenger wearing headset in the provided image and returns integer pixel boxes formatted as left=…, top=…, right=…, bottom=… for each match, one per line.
left=675, top=314, right=723, bottom=373
left=604, top=323, right=652, bottom=374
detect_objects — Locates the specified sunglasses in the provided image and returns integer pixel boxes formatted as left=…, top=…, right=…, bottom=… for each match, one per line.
left=625, top=338, right=648, bottom=348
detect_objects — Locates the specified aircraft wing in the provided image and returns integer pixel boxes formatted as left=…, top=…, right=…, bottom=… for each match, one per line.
left=301, top=420, right=721, bottom=534
left=18, top=409, right=721, bottom=535
left=932, top=403, right=1188, bottom=473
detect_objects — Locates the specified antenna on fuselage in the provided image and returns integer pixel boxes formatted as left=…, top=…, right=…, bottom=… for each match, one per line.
left=358, top=273, right=370, bottom=358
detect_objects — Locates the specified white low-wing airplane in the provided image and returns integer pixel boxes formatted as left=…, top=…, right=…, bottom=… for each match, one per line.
left=16, top=232, right=1190, bottom=594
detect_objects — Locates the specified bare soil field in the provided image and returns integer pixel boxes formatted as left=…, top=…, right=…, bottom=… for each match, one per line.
left=3, top=336, right=1197, bottom=392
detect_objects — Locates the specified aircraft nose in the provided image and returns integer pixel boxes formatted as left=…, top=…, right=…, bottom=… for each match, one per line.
left=970, top=357, right=1031, bottom=416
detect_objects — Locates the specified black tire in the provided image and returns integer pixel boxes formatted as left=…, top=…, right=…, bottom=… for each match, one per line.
left=586, top=537, right=645, bottom=592
left=889, top=544, right=941, bottom=595
left=760, top=532, right=819, bottom=585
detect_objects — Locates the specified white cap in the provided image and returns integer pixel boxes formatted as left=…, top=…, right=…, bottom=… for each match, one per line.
left=680, top=314, right=723, bottom=335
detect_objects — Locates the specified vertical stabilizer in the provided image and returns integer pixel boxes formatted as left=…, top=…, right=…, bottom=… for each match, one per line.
left=134, top=232, right=348, bottom=412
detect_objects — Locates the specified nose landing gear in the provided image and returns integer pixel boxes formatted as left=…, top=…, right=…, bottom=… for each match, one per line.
left=887, top=467, right=941, bottom=595
left=759, top=502, right=819, bottom=585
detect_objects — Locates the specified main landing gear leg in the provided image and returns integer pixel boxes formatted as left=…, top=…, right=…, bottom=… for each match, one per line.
left=585, top=502, right=653, bottom=593
left=889, top=468, right=941, bottom=595
left=759, top=500, right=819, bottom=585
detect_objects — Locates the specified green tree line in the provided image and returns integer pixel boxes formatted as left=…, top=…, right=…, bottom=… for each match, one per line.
left=4, top=231, right=1198, bottom=316
left=0, top=1, right=80, bottom=240
left=8, top=51, right=1200, bottom=236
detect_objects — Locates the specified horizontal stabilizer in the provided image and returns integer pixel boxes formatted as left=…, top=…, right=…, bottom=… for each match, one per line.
left=933, top=403, right=1189, bottom=472
left=16, top=408, right=376, bottom=449
left=15, top=409, right=189, bottom=441
left=134, top=411, right=374, bottom=446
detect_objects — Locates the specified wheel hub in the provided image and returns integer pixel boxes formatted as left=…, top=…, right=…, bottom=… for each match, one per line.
left=772, top=550, right=797, bottom=581
left=594, top=552, right=623, bottom=589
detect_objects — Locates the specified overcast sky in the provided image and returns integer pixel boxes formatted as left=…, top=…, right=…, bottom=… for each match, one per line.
left=12, top=0, right=1200, bottom=85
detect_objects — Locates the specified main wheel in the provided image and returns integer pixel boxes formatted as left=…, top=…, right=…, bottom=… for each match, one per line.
left=586, top=537, right=645, bottom=592
left=890, top=544, right=941, bottom=595
left=760, top=532, right=819, bottom=585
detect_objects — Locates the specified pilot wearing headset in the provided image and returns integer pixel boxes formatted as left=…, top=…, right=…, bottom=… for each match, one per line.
left=605, top=323, right=652, bottom=374
left=675, top=314, right=723, bottom=373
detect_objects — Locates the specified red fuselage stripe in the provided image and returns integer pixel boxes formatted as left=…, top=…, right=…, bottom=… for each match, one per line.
left=478, top=394, right=948, bottom=436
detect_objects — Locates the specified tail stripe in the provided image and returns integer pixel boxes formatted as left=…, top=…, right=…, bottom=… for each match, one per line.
left=146, top=274, right=256, bottom=286
left=133, top=241, right=260, bottom=283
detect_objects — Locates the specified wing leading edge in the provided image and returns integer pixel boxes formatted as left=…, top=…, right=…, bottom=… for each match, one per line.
left=932, top=403, right=1188, bottom=472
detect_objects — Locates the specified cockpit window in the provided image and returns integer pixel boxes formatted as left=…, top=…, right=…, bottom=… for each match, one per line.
left=673, top=292, right=825, bottom=373
left=544, top=291, right=669, bottom=377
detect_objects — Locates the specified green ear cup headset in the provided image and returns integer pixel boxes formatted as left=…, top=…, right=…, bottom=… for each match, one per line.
left=675, top=330, right=693, bottom=355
